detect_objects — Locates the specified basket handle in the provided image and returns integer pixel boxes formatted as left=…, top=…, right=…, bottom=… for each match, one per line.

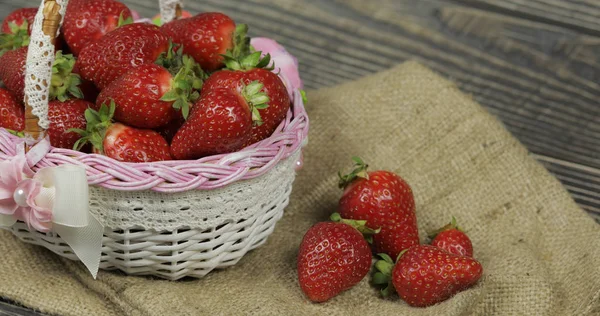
left=23, top=0, right=184, bottom=145
left=159, top=0, right=183, bottom=24
left=23, top=0, right=68, bottom=143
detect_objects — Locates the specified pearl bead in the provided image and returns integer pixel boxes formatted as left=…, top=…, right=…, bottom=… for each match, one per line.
left=13, top=189, right=28, bottom=207
left=295, top=153, right=304, bottom=171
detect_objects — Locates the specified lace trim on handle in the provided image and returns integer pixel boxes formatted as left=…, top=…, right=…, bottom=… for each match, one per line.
left=24, top=0, right=69, bottom=130
left=159, top=0, right=182, bottom=24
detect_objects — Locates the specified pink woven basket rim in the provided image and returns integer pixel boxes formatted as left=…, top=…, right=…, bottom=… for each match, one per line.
left=0, top=89, right=308, bottom=193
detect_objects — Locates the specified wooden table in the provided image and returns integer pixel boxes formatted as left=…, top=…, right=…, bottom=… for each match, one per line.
left=1, top=0, right=599, bottom=314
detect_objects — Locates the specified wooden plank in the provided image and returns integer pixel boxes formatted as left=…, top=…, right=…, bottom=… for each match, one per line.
left=0, top=300, right=42, bottom=316
left=457, top=0, right=600, bottom=35
left=0, top=0, right=596, bottom=220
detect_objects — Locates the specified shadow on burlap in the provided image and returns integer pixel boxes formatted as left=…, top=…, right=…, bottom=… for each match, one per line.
left=1, top=62, right=599, bottom=316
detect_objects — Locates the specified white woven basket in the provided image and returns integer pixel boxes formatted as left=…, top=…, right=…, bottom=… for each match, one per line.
left=0, top=0, right=308, bottom=280
left=7, top=151, right=299, bottom=280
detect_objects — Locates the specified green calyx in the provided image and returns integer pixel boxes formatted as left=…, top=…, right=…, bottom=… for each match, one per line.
left=222, top=24, right=274, bottom=72
left=427, top=216, right=462, bottom=239
left=6, top=129, right=25, bottom=137
left=157, top=42, right=207, bottom=119
left=50, top=51, right=84, bottom=102
left=0, top=21, right=30, bottom=57
left=330, top=212, right=380, bottom=244
left=71, top=101, right=116, bottom=153
left=300, top=89, right=308, bottom=104
left=373, top=253, right=396, bottom=297
left=338, top=156, right=369, bottom=189
left=117, top=12, right=134, bottom=27
left=240, top=80, right=270, bottom=126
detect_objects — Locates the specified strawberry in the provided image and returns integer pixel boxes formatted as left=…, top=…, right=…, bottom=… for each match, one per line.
left=0, top=49, right=83, bottom=103
left=374, top=245, right=483, bottom=307
left=156, top=116, right=185, bottom=144
left=47, top=99, right=91, bottom=149
left=429, top=217, right=473, bottom=257
left=0, top=46, right=27, bottom=101
left=0, top=88, right=24, bottom=131
left=76, top=23, right=169, bottom=90
left=0, top=8, right=36, bottom=55
left=297, top=222, right=372, bottom=302
left=337, top=157, right=419, bottom=259
left=62, top=0, right=132, bottom=55
left=96, top=47, right=205, bottom=129
left=160, top=12, right=239, bottom=71
left=1, top=8, right=36, bottom=34
left=170, top=81, right=269, bottom=160
left=1, top=49, right=90, bottom=149
left=74, top=102, right=172, bottom=162
left=202, top=52, right=291, bottom=145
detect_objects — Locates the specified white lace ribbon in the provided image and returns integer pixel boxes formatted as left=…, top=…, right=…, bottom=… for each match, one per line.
left=159, top=0, right=183, bottom=24
left=24, top=0, right=69, bottom=130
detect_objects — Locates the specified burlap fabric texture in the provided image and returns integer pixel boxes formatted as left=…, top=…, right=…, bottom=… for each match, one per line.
left=0, top=62, right=599, bottom=316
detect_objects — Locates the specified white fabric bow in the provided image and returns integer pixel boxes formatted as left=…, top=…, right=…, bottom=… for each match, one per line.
left=0, top=139, right=103, bottom=278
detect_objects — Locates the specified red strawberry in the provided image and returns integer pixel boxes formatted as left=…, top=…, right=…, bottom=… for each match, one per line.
left=156, top=116, right=185, bottom=144
left=297, top=222, right=372, bottom=303
left=47, top=99, right=91, bottom=149
left=170, top=81, right=269, bottom=160
left=429, top=217, right=473, bottom=257
left=160, top=12, right=238, bottom=71
left=337, top=157, right=419, bottom=259
left=76, top=23, right=169, bottom=90
left=374, top=245, right=483, bottom=307
left=96, top=50, right=205, bottom=129
left=0, top=49, right=83, bottom=103
left=74, top=102, right=172, bottom=162
left=0, top=91, right=91, bottom=149
left=62, top=0, right=132, bottom=55
left=0, top=8, right=36, bottom=55
left=0, top=46, right=27, bottom=101
left=0, top=88, right=24, bottom=131
left=202, top=54, right=291, bottom=145
left=1, top=8, right=36, bottom=34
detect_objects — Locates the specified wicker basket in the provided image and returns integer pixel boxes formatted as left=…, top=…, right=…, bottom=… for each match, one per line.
left=0, top=0, right=308, bottom=280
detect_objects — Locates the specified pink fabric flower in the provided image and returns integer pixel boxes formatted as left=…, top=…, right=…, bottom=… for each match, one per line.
left=0, top=156, right=52, bottom=232
left=251, top=37, right=303, bottom=99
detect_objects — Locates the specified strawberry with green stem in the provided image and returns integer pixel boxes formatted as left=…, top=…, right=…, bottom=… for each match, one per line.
left=202, top=29, right=291, bottom=145
left=429, top=217, right=474, bottom=257
left=73, top=102, right=172, bottom=162
left=373, top=245, right=483, bottom=307
left=96, top=44, right=205, bottom=129
left=160, top=12, right=244, bottom=71
left=0, top=50, right=93, bottom=149
left=0, top=8, right=36, bottom=56
left=338, top=157, right=420, bottom=260
left=170, top=80, right=269, bottom=160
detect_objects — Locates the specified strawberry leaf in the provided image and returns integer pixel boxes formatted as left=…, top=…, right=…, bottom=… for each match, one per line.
left=372, top=272, right=389, bottom=285
left=338, top=157, right=369, bottom=189
left=240, top=80, right=270, bottom=126
left=300, top=89, right=308, bottom=104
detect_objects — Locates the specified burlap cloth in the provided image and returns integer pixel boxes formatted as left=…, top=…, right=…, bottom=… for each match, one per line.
left=1, top=62, right=599, bottom=316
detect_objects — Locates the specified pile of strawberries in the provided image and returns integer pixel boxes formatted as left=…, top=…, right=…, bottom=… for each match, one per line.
left=0, top=0, right=291, bottom=162
left=297, top=158, right=484, bottom=307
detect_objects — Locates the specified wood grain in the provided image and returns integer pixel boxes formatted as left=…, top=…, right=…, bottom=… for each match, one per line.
left=0, top=0, right=599, bottom=314
left=457, top=0, right=600, bottom=34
